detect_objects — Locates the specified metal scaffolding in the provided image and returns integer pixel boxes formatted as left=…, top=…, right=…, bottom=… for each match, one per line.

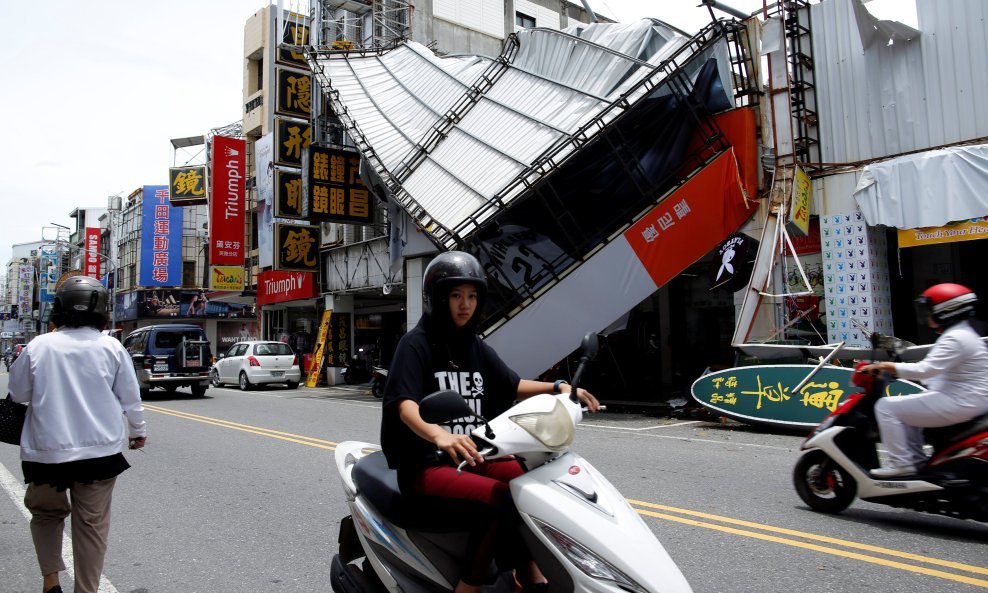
left=316, top=0, right=409, bottom=49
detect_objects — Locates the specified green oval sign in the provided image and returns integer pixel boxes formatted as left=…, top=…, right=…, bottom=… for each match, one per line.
left=690, top=365, right=925, bottom=429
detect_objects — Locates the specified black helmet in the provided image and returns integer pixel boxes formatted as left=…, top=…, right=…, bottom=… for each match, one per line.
left=916, top=283, right=977, bottom=327
left=422, top=251, right=487, bottom=316
left=52, top=275, right=109, bottom=328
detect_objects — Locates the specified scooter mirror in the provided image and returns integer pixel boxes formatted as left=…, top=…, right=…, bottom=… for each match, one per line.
left=419, top=390, right=476, bottom=424
left=580, top=332, right=599, bottom=361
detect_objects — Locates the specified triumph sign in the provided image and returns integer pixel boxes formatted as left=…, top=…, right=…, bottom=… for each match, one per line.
left=209, top=136, right=246, bottom=266
left=257, top=270, right=318, bottom=305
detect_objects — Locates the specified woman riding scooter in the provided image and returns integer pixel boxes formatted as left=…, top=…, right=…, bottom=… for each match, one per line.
left=381, top=251, right=599, bottom=593
left=861, top=283, right=988, bottom=477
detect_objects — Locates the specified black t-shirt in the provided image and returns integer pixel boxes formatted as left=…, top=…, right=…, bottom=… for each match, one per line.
left=381, top=319, right=520, bottom=476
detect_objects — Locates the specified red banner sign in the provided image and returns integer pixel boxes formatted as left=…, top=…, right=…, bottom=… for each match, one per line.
left=257, top=270, right=318, bottom=305
left=209, top=136, right=246, bottom=265
left=624, top=150, right=753, bottom=288
left=84, top=227, right=101, bottom=278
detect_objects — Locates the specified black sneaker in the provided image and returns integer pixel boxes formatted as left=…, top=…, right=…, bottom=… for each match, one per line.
left=45, top=586, right=63, bottom=593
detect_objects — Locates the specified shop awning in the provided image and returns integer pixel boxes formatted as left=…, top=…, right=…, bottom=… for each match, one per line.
left=853, top=143, right=988, bottom=229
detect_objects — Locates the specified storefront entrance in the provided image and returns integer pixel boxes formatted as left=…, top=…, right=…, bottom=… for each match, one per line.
left=887, top=230, right=988, bottom=344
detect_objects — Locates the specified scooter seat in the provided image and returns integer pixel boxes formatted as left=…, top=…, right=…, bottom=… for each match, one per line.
left=351, top=452, right=471, bottom=531
left=925, top=413, right=988, bottom=449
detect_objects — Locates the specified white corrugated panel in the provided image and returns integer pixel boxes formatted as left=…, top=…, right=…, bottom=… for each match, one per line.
left=812, top=0, right=988, bottom=164
left=313, top=20, right=695, bottom=246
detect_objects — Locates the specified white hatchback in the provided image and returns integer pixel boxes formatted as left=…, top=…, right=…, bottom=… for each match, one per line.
left=210, top=341, right=302, bottom=390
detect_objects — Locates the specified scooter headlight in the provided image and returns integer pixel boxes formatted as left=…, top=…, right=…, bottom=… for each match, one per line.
left=534, top=518, right=649, bottom=593
left=510, top=399, right=574, bottom=451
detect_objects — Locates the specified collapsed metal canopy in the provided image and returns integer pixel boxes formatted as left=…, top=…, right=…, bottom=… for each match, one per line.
left=309, top=19, right=734, bottom=249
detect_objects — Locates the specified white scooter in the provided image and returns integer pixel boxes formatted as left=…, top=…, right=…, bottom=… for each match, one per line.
left=331, top=333, right=693, bottom=593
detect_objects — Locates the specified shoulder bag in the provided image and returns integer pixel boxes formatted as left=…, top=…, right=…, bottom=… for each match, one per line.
left=0, top=394, right=26, bottom=446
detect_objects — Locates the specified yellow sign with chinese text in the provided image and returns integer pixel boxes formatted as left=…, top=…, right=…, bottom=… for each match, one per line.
left=691, top=365, right=924, bottom=429
left=306, top=309, right=333, bottom=387
left=788, top=165, right=812, bottom=236
left=897, top=217, right=988, bottom=248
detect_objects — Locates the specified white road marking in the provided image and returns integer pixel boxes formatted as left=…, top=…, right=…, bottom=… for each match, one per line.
left=0, top=461, right=121, bottom=593
left=578, top=424, right=796, bottom=451
left=579, top=420, right=704, bottom=431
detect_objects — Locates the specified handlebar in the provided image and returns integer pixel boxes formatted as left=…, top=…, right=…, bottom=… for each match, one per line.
left=455, top=446, right=496, bottom=473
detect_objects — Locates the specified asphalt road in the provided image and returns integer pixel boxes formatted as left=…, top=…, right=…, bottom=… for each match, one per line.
left=1, top=372, right=986, bottom=593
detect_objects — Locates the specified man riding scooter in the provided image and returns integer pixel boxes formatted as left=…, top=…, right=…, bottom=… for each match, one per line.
left=861, top=283, right=988, bottom=478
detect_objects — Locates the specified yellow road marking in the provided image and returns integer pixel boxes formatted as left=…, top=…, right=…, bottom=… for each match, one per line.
left=632, top=507, right=988, bottom=588
left=144, top=404, right=987, bottom=587
left=628, top=499, right=988, bottom=577
left=144, top=404, right=338, bottom=450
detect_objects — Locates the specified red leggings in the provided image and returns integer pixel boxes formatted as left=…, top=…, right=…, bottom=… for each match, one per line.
left=407, top=459, right=527, bottom=586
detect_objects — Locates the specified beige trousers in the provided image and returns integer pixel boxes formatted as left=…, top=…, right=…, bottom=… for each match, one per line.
left=24, top=478, right=117, bottom=593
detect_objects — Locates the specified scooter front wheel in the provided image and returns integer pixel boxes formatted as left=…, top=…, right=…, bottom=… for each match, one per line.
left=793, top=449, right=856, bottom=514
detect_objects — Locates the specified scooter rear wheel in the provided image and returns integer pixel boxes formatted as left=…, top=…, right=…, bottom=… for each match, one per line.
left=793, top=449, right=856, bottom=514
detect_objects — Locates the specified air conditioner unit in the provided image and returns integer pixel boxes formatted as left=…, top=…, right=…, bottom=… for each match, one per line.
left=320, top=222, right=344, bottom=246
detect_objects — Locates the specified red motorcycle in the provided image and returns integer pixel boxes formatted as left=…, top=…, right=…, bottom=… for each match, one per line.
left=793, top=339, right=988, bottom=521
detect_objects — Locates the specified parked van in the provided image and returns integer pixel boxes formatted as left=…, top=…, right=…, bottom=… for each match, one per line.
left=123, top=324, right=212, bottom=397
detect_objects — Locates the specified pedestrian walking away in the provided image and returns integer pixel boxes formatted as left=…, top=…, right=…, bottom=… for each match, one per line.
left=8, top=275, right=147, bottom=593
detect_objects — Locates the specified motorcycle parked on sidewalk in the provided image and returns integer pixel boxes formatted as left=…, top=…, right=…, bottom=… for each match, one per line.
left=342, top=356, right=373, bottom=385
left=793, top=334, right=988, bottom=522
left=329, top=332, right=694, bottom=593
left=370, top=366, right=388, bottom=398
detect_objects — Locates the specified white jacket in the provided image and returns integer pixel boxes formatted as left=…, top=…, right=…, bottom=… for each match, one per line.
left=894, top=320, right=988, bottom=411
left=9, top=327, right=147, bottom=463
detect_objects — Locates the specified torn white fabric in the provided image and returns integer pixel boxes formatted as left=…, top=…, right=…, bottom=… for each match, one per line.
left=853, top=144, right=988, bottom=229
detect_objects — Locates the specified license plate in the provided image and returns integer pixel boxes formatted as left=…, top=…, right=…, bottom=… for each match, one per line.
left=271, top=371, right=285, bottom=377
left=153, top=364, right=169, bottom=372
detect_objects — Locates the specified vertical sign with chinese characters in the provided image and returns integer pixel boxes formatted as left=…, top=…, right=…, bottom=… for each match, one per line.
left=275, top=117, right=311, bottom=167
left=275, top=170, right=305, bottom=218
left=306, top=145, right=373, bottom=224
left=84, top=227, right=101, bottom=279
left=275, top=68, right=312, bottom=119
left=139, top=185, right=183, bottom=286
left=328, top=312, right=351, bottom=366
left=18, top=263, right=34, bottom=319
left=274, top=222, right=320, bottom=272
left=276, top=16, right=310, bottom=69
left=169, top=166, right=208, bottom=205
left=788, top=165, right=812, bottom=237
left=209, top=136, right=246, bottom=266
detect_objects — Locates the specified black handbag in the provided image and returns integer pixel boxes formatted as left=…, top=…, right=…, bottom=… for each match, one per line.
left=0, top=394, right=27, bottom=446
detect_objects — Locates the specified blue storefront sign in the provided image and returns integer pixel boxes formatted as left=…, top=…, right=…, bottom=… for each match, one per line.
left=139, top=185, right=183, bottom=286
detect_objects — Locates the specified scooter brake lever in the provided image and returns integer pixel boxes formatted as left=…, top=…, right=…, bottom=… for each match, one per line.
left=456, top=447, right=496, bottom=474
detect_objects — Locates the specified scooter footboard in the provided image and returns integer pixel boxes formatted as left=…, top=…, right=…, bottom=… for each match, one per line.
left=511, top=453, right=693, bottom=593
